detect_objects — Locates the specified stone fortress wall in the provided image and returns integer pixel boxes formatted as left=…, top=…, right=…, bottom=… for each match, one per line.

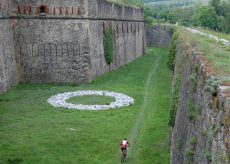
left=170, top=37, right=230, bottom=164
left=147, top=25, right=174, bottom=48
left=0, top=0, right=145, bottom=93
left=0, top=0, right=17, bottom=93
left=88, top=0, right=145, bottom=79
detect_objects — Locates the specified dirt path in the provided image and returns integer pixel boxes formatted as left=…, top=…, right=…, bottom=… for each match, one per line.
left=128, top=53, right=163, bottom=157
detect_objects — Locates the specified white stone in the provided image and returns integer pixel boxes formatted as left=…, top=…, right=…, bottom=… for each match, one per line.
left=219, top=86, right=230, bottom=91
left=47, top=90, right=135, bottom=110
left=186, top=28, right=230, bottom=46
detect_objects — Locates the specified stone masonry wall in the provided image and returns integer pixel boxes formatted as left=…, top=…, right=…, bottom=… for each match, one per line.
left=147, top=25, right=174, bottom=48
left=8, top=0, right=87, bottom=17
left=14, top=19, right=90, bottom=83
left=170, top=37, right=230, bottom=163
left=0, top=0, right=17, bottom=93
left=0, top=0, right=145, bottom=93
left=88, top=0, right=143, bottom=20
left=88, top=20, right=145, bottom=79
left=86, top=0, right=144, bottom=79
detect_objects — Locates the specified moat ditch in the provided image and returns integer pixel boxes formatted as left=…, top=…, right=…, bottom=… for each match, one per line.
left=0, top=48, right=171, bottom=163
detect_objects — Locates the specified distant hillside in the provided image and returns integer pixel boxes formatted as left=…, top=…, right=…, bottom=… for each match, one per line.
left=144, top=0, right=210, bottom=5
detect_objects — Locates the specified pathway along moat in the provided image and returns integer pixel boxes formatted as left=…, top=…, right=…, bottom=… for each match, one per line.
left=127, top=48, right=171, bottom=163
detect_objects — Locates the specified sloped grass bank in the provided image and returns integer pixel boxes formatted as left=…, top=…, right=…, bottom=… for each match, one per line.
left=194, top=27, right=230, bottom=41
left=178, top=27, right=230, bottom=82
left=0, top=48, right=171, bottom=163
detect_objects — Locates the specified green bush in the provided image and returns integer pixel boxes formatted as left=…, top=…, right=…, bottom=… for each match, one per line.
left=186, top=149, right=195, bottom=162
left=192, top=6, right=218, bottom=30
left=169, top=74, right=181, bottom=127
left=186, top=101, right=201, bottom=121
left=167, top=31, right=179, bottom=71
left=189, top=137, right=197, bottom=146
left=205, top=76, right=219, bottom=96
left=144, top=15, right=154, bottom=28
left=103, top=28, right=113, bottom=64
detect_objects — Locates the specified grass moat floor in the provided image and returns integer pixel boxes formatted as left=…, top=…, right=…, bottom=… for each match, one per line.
left=0, top=48, right=171, bottom=164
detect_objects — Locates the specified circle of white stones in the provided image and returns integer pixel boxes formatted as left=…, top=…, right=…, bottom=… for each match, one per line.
left=47, top=90, right=134, bottom=110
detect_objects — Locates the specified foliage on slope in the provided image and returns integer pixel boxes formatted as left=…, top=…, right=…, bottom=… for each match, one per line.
left=167, top=26, right=229, bottom=129
left=170, top=26, right=230, bottom=164
left=144, top=0, right=230, bottom=33
left=108, top=0, right=143, bottom=8
left=178, top=27, right=230, bottom=82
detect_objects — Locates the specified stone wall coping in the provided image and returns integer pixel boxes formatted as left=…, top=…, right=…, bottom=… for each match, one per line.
left=0, top=16, right=144, bottom=22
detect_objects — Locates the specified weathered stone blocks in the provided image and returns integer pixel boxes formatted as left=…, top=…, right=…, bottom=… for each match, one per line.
left=0, top=0, right=145, bottom=93
left=170, top=39, right=230, bottom=164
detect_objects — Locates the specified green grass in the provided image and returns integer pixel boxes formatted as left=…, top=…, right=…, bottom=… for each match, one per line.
left=178, top=27, right=230, bottom=82
left=67, top=95, right=115, bottom=105
left=0, top=48, right=171, bottom=163
left=194, top=27, right=230, bottom=41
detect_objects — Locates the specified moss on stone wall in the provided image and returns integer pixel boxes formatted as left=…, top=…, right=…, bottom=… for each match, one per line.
left=103, top=28, right=113, bottom=64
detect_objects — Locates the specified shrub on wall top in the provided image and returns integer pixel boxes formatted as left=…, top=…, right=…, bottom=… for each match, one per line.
left=167, top=31, right=179, bottom=71
left=169, top=74, right=181, bottom=127
left=103, top=28, right=113, bottom=64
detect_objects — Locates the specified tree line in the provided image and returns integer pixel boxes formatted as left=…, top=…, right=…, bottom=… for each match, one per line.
left=109, top=0, right=143, bottom=8
left=144, top=0, right=230, bottom=33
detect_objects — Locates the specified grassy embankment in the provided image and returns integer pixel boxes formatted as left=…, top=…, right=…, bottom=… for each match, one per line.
left=144, top=0, right=209, bottom=5
left=178, top=26, right=230, bottom=83
left=0, top=48, right=171, bottom=163
left=194, top=27, right=230, bottom=41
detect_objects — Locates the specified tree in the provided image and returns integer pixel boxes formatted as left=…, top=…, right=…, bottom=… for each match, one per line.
left=112, top=0, right=143, bottom=8
left=210, top=0, right=220, bottom=13
left=178, top=8, right=194, bottom=26
left=193, top=6, right=218, bottom=29
left=223, top=12, right=230, bottom=33
left=144, top=15, right=154, bottom=27
left=210, top=0, right=230, bottom=17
